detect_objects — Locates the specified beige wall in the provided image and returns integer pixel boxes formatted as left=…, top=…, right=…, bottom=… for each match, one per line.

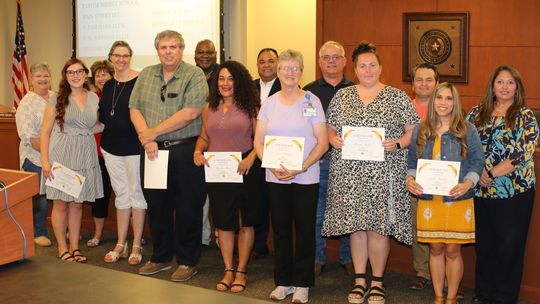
left=246, top=0, right=316, bottom=85
left=1, top=0, right=317, bottom=107
left=1, top=0, right=72, bottom=107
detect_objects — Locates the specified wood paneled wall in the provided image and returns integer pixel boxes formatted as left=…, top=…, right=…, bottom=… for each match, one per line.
left=317, top=0, right=540, bottom=301
left=315, top=0, right=540, bottom=111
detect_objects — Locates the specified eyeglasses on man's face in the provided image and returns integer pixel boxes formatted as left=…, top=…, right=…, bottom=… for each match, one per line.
left=321, top=55, right=343, bottom=62
left=66, top=69, right=86, bottom=77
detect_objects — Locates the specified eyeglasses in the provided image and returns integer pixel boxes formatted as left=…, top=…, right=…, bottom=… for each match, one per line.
left=279, top=66, right=302, bottom=73
left=321, top=55, right=343, bottom=62
left=66, top=69, right=86, bottom=77
left=160, top=84, right=167, bottom=102
left=110, top=54, right=131, bottom=59
left=195, top=50, right=216, bottom=55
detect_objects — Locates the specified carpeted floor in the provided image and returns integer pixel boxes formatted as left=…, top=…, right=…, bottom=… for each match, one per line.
left=34, top=232, right=535, bottom=304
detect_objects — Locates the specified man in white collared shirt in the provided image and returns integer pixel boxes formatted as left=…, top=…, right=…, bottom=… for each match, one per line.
left=254, top=48, right=281, bottom=103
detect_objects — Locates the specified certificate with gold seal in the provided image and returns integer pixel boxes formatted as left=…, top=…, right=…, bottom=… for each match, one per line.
left=203, top=152, right=243, bottom=183
left=416, top=159, right=461, bottom=196
left=262, top=136, right=304, bottom=170
left=341, top=126, right=385, bottom=161
left=45, top=161, right=86, bottom=198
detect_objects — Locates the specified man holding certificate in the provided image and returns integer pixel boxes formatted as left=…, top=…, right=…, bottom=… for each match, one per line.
left=254, top=50, right=328, bottom=304
left=406, top=83, right=484, bottom=304
left=193, top=60, right=261, bottom=293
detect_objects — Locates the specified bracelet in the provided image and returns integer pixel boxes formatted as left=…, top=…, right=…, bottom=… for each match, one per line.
left=395, top=141, right=401, bottom=150
left=487, top=170, right=495, bottom=179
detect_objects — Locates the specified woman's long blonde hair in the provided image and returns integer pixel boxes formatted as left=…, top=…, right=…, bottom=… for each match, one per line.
left=416, top=82, right=468, bottom=158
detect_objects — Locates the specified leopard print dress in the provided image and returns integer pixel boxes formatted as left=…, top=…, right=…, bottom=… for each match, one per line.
left=321, top=85, right=419, bottom=245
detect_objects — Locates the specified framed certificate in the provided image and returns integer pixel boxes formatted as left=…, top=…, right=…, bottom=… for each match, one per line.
left=341, top=126, right=385, bottom=161
left=204, top=152, right=243, bottom=183
left=45, top=162, right=86, bottom=198
left=416, top=159, right=461, bottom=196
left=261, top=135, right=304, bottom=170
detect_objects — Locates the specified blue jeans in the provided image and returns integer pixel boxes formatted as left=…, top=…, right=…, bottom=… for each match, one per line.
left=22, top=158, right=49, bottom=237
left=315, top=155, right=351, bottom=265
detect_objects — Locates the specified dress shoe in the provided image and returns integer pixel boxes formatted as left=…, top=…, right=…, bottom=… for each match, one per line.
left=34, top=236, right=52, bottom=247
left=170, top=265, right=198, bottom=282
left=138, top=261, right=172, bottom=275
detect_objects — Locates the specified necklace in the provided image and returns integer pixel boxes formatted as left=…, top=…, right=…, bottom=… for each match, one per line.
left=110, top=80, right=126, bottom=116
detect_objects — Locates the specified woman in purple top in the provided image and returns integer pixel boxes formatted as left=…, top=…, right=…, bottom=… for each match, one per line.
left=254, top=49, right=329, bottom=304
left=194, top=60, right=261, bottom=293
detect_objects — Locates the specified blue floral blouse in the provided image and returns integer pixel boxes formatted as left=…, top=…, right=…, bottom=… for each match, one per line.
left=466, top=106, right=539, bottom=199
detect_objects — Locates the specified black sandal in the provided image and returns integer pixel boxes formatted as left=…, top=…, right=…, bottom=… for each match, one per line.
left=348, top=273, right=368, bottom=304
left=216, top=269, right=235, bottom=291
left=71, top=249, right=87, bottom=263
left=230, top=270, right=247, bottom=293
left=367, top=275, right=386, bottom=304
left=58, top=251, right=75, bottom=262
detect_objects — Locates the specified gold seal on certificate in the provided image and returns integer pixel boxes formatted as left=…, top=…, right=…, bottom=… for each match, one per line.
left=261, top=135, right=305, bottom=170
left=45, top=161, right=86, bottom=198
left=416, top=159, right=461, bottom=196
left=341, top=126, right=385, bottom=161
left=204, top=152, right=243, bottom=183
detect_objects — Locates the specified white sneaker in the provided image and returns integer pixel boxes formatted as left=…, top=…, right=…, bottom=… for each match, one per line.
left=292, top=287, right=309, bottom=303
left=270, top=286, right=295, bottom=301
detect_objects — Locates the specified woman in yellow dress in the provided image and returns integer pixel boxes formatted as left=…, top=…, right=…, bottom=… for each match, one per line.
left=406, top=83, right=485, bottom=304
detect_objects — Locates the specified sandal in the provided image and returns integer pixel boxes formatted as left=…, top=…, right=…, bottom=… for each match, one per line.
left=230, top=270, right=247, bottom=293
left=86, top=238, right=101, bottom=248
left=445, top=298, right=457, bottom=304
left=58, top=251, right=75, bottom=262
left=71, top=249, right=87, bottom=263
left=348, top=273, right=368, bottom=304
left=216, top=269, right=235, bottom=291
left=104, top=242, right=128, bottom=263
left=367, top=276, right=386, bottom=304
left=128, top=245, right=143, bottom=265
left=433, top=296, right=445, bottom=304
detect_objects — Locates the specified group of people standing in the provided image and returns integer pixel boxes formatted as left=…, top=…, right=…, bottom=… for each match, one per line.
left=14, top=29, right=537, bottom=304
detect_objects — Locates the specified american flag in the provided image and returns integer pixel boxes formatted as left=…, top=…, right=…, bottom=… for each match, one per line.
left=11, top=0, right=29, bottom=108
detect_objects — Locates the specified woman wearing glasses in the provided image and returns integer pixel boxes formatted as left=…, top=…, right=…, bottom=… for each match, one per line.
left=41, top=58, right=104, bottom=263
left=98, top=41, right=147, bottom=265
left=254, top=49, right=329, bottom=303
left=85, top=60, right=114, bottom=249
left=322, top=41, right=419, bottom=304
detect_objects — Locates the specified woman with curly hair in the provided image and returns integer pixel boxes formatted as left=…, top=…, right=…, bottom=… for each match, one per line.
left=193, top=60, right=261, bottom=293
left=40, top=58, right=104, bottom=263
left=407, top=83, right=484, bottom=304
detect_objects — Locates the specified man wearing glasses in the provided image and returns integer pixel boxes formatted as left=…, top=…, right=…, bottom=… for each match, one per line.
left=129, top=30, right=208, bottom=282
left=303, top=40, right=354, bottom=276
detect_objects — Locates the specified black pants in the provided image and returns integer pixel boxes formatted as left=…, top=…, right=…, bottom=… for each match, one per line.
left=253, top=168, right=270, bottom=254
left=141, top=140, right=207, bottom=266
left=92, top=156, right=112, bottom=218
left=474, top=189, right=534, bottom=304
left=268, top=182, right=318, bottom=287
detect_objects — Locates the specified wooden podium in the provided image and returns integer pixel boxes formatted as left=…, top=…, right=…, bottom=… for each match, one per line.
left=0, top=168, right=38, bottom=265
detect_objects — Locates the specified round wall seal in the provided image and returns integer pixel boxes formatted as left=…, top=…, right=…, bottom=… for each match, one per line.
left=418, top=29, right=452, bottom=65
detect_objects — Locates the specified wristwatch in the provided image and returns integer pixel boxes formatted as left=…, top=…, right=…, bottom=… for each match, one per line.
left=487, top=170, right=495, bottom=179
left=395, top=141, right=401, bottom=150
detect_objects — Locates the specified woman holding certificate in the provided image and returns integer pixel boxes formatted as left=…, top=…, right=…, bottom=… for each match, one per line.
left=466, top=65, right=538, bottom=304
left=322, top=41, right=418, bottom=304
left=193, top=60, right=261, bottom=293
left=406, top=83, right=484, bottom=304
left=254, top=49, right=328, bottom=303
left=99, top=41, right=147, bottom=265
left=40, top=58, right=104, bottom=263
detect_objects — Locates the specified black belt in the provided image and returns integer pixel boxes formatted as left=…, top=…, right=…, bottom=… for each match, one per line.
left=156, top=136, right=197, bottom=148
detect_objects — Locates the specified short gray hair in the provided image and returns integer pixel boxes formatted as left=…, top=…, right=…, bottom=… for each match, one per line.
left=154, top=30, right=185, bottom=49
left=30, top=62, right=51, bottom=76
left=319, top=41, right=345, bottom=57
left=278, top=49, right=304, bottom=70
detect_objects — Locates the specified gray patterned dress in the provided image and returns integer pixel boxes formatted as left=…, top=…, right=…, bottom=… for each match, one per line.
left=321, top=86, right=419, bottom=245
left=43, top=92, right=104, bottom=202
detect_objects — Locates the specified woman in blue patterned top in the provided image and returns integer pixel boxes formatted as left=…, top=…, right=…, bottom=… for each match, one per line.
left=466, top=65, right=539, bottom=304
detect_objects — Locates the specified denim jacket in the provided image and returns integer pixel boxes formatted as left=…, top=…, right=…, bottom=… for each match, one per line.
left=407, top=122, right=485, bottom=202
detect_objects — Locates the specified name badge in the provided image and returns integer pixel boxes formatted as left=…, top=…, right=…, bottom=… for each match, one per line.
left=303, top=93, right=316, bottom=117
